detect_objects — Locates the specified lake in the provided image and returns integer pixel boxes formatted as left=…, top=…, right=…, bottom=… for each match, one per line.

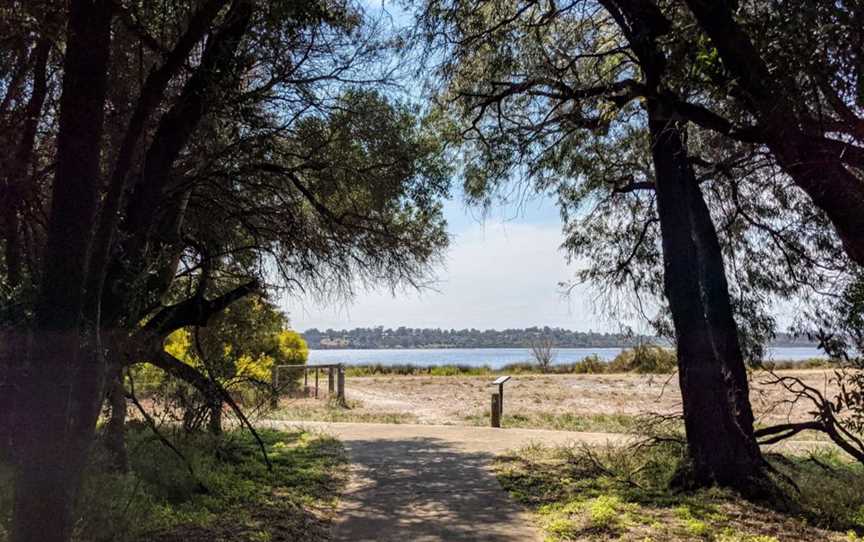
left=308, top=346, right=825, bottom=369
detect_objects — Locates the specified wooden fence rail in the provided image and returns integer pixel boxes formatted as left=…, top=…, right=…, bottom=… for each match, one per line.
left=272, top=363, right=346, bottom=405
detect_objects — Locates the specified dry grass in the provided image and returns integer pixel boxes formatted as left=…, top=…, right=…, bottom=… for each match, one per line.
left=270, top=397, right=419, bottom=425
left=281, top=370, right=843, bottom=430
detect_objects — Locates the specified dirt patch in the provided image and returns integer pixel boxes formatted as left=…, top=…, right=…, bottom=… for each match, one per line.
left=304, top=370, right=840, bottom=427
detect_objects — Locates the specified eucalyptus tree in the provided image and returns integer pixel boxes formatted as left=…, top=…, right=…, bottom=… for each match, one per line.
left=673, top=1, right=864, bottom=265
left=415, top=0, right=845, bottom=490
left=0, top=1, right=449, bottom=540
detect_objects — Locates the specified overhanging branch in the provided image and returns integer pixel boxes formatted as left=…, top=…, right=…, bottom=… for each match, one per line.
left=142, top=279, right=261, bottom=336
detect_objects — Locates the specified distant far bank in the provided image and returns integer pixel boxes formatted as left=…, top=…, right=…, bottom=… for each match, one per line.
left=301, top=326, right=815, bottom=350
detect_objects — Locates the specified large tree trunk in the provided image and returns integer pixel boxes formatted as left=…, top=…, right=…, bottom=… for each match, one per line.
left=10, top=2, right=113, bottom=541
left=647, top=100, right=765, bottom=489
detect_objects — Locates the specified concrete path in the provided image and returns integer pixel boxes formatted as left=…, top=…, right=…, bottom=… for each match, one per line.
left=262, top=421, right=626, bottom=541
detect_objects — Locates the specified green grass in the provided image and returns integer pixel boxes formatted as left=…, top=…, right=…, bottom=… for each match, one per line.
left=495, top=441, right=864, bottom=541
left=1, top=426, right=348, bottom=542
left=463, top=411, right=646, bottom=433
left=271, top=399, right=418, bottom=424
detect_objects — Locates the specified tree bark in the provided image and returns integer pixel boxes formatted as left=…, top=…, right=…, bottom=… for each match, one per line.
left=10, top=2, right=113, bottom=541
left=104, top=362, right=129, bottom=472
left=647, top=99, right=764, bottom=489
left=209, top=400, right=224, bottom=436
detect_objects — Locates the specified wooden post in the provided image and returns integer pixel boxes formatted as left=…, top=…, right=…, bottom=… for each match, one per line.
left=304, top=368, right=308, bottom=396
left=315, top=367, right=319, bottom=399
left=337, top=365, right=345, bottom=405
left=491, top=376, right=510, bottom=419
left=491, top=393, right=501, bottom=428
left=328, top=367, right=335, bottom=395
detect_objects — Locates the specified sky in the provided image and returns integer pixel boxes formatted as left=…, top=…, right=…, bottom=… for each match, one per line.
left=279, top=0, right=640, bottom=334
left=280, top=194, right=644, bottom=333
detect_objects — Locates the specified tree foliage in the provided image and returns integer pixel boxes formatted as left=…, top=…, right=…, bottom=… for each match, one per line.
left=159, top=296, right=307, bottom=386
left=0, top=1, right=453, bottom=539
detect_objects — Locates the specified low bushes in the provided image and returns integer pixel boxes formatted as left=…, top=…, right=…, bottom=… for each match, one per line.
left=607, top=344, right=677, bottom=373
left=0, top=427, right=347, bottom=542
left=341, top=347, right=678, bottom=376
left=344, top=363, right=493, bottom=377
left=336, top=347, right=837, bottom=377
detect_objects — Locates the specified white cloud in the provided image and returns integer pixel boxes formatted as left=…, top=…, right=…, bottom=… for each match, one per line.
left=281, top=220, right=626, bottom=331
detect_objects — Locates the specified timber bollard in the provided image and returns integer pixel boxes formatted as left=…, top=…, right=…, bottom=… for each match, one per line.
left=337, top=365, right=346, bottom=405
left=491, top=393, right=501, bottom=428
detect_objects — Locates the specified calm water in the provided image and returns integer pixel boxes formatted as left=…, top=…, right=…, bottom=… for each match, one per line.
left=308, top=346, right=825, bottom=369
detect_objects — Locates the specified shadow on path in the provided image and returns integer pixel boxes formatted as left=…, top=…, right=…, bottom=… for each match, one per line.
left=333, top=436, right=540, bottom=542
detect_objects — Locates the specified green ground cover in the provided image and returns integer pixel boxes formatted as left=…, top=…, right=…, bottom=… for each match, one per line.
left=0, top=427, right=347, bottom=542
left=496, top=441, right=864, bottom=541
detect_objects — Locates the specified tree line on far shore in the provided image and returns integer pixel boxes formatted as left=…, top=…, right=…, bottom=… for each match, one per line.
left=303, top=327, right=814, bottom=350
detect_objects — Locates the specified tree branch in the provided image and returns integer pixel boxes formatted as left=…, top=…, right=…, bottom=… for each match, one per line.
left=142, top=279, right=261, bottom=337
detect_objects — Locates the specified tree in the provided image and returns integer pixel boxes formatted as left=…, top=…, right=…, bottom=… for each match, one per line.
left=677, top=1, right=864, bottom=265
left=0, top=1, right=451, bottom=540
left=530, top=337, right=556, bottom=373
left=4, top=2, right=113, bottom=540
left=416, top=0, right=769, bottom=489
left=150, top=295, right=308, bottom=434
left=278, top=330, right=309, bottom=365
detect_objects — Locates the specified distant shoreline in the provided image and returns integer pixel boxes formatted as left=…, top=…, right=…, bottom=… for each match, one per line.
left=302, top=327, right=816, bottom=351
left=307, top=343, right=819, bottom=351
left=306, top=345, right=826, bottom=369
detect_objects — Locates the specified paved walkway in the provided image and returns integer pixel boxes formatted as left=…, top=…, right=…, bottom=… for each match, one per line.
left=262, top=421, right=626, bottom=541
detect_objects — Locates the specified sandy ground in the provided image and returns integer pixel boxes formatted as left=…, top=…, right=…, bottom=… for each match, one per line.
left=285, top=369, right=841, bottom=427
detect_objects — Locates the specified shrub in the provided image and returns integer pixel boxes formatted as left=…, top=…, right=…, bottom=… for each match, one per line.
left=588, top=495, right=622, bottom=529
left=573, top=354, right=607, bottom=374
left=608, top=345, right=676, bottom=373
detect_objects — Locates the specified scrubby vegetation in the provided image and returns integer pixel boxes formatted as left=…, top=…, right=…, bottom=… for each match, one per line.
left=344, top=363, right=495, bottom=377
left=496, top=441, right=864, bottom=541
left=606, top=345, right=678, bottom=374
left=341, top=346, right=679, bottom=377
left=0, top=427, right=346, bottom=542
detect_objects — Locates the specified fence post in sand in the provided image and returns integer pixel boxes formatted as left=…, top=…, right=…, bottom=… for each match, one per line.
left=337, top=364, right=346, bottom=405
left=491, top=393, right=501, bottom=428
left=328, top=367, right=335, bottom=395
